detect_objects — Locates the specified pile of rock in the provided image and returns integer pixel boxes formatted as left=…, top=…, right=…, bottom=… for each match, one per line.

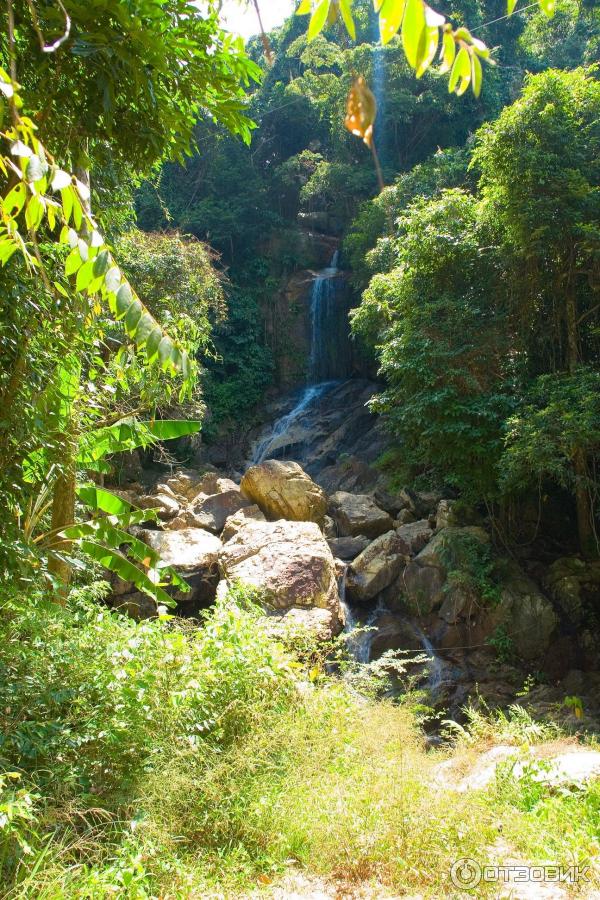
left=109, top=461, right=343, bottom=640
left=107, top=460, right=560, bottom=677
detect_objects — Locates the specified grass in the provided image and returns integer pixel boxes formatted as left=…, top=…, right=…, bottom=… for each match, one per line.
left=1, top=583, right=599, bottom=898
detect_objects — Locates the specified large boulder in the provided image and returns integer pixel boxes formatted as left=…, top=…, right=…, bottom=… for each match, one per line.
left=494, top=569, right=558, bottom=660
left=328, top=491, right=393, bottom=539
left=396, top=519, right=433, bottom=555
left=396, top=526, right=490, bottom=617
left=346, top=531, right=410, bottom=603
left=140, top=527, right=222, bottom=609
left=218, top=518, right=342, bottom=639
left=241, top=460, right=328, bottom=526
left=221, top=505, right=266, bottom=542
left=188, top=487, right=250, bottom=534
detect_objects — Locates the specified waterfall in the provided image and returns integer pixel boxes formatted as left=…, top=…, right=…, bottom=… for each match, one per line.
left=409, top=622, right=444, bottom=695
left=250, top=251, right=346, bottom=466
left=251, top=381, right=335, bottom=465
left=308, top=251, right=342, bottom=382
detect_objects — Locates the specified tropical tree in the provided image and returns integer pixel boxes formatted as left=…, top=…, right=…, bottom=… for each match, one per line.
left=0, top=0, right=259, bottom=589
left=474, top=67, right=600, bottom=555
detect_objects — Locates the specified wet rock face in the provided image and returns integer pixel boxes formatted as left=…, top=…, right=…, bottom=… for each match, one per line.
left=218, top=518, right=343, bottom=640
left=241, top=460, right=328, bottom=527
left=328, top=491, right=393, bottom=539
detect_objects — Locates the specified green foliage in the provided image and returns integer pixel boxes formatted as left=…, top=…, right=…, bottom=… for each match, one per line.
left=0, top=585, right=294, bottom=801
left=11, top=0, right=260, bottom=174
left=438, top=530, right=501, bottom=606
left=501, top=368, right=600, bottom=496
left=352, top=188, right=517, bottom=498
left=351, top=68, right=600, bottom=548
left=487, top=624, right=515, bottom=662
left=297, top=0, right=494, bottom=98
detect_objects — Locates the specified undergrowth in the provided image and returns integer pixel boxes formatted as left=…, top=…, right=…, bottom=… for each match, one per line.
left=0, top=583, right=598, bottom=898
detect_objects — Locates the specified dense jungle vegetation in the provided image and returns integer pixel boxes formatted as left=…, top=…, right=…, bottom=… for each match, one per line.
left=0, top=0, right=599, bottom=896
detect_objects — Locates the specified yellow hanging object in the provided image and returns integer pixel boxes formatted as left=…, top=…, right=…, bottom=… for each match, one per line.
left=344, top=76, right=377, bottom=149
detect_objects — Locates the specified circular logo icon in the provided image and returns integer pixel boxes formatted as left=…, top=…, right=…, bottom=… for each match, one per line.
left=450, top=858, right=482, bottom=889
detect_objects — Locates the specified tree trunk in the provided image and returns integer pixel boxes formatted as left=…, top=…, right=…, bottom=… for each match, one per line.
left=565, top=281, right=597, bottom=558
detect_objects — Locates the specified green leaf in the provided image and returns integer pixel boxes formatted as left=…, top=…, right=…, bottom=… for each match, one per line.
left=379, top=0, right=405, bottom=44
left=416, top=22, right=440, bottom=77
left=25, top=195, right=45, bottom=231
left=105, top=265, right=121, bottom=293
left=77, top=485, right=135, bottom=516
left=297, top=0, right=312, bottom=12
left=439, top=30, right=455, bottom=73
left=76, top=540, right=177, bottom=607
left=116, top=283, right=133, bottom=318
left=75, top=259, right=95, bottom=292
left=146, top=327, right=163, bottom=361
left=538, top=0, right=554, bottom=16
left=507, top=0, right=518, bottom=13
left=61, top=186, right=74, bottom=224
left=402, top=0, right=426, bottom=69
left=93, top=249, right=110, bottom=277
left=3, top=182, right=26, bottom=217
left=134, top=312, right=156, bottom=346
left=308, top=0, right=330, bottom=40
left=65, top=247, right=82, bottom=276
left=144, top=419, right=201, bottom=441
left=339, top=0, right=356, bottom=38
left=158, top=336, right=175, bottom=368
left=448, top=45, right=470, bottom=93
left=124, top=299, right=143, bottom=335
left=471, top=49, right=482, bottom=98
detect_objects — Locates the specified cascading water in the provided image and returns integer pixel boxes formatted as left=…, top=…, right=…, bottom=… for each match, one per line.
left=309, top=250, right=341, bottom=382
left=250, top=251, right=347, bottom=465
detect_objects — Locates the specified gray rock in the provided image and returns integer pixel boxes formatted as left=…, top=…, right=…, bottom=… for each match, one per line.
left=346, top=531, right=410, bottom=603
left=396, top=519, right=433, bottom=556
left=323, top=515, right=337, bottom=539
left=188, top=488, right=250, bottom=534
left=328, top=491, right=393, bottom=539
left=327, top=535, right=370, bottom=560
left=241, top=460, right=328, bottom=526
left=218, top=518, right=342, bottom=639
left=395, top=509, right=417, bottom=526
left=435, top=499, right=456, bottom=530
left=415, top=526, right=489, bottom=570
left=221, top=504, right=266, bottom=542
left=369, top=613, right=422, bottom=659
left=497, top=570, right=558, bottom=660
left=402, top=561, right=446, bottom=615
left=137, top=492, right=180, bottom=521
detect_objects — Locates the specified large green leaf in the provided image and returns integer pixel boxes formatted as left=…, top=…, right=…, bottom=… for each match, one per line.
left=78, top=540, right=177, bottom=607
left=145, top=420, right=202, bottom=441
left=402, top=0, right=426, bottom=69
left=79, top=419, right=201, bottom=467
left=308, top=0, right=331, bottom=40
left=379, top=0, right=405, bottom=44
